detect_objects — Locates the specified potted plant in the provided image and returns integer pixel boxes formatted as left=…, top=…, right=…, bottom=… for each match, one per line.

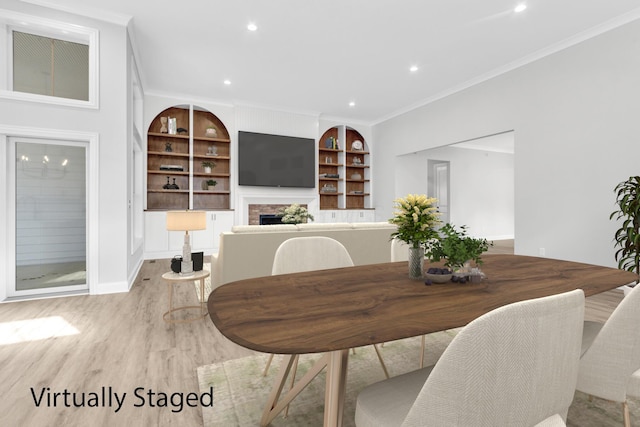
left=388, top=194, right=441, bottom=278
left=201, top=161, right=216, bottom=173
left=277, top=203, right=314, bottom=224
left=425, top=223, right=491, bottom=275
left=611, top=176, right=640, bottom=290
left=206, top=179, right=217, bottom=189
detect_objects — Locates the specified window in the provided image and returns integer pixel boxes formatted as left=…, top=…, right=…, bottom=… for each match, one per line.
left=13, top=31, right=89, bottom=101
left=0, top=10, right=99, bottom=108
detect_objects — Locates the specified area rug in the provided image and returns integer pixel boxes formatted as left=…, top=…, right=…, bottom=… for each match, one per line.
left=197, top=332, right=640, bottom=426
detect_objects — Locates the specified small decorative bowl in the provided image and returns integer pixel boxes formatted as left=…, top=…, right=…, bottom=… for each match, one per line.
left=424, top=273, right=453, bottom=284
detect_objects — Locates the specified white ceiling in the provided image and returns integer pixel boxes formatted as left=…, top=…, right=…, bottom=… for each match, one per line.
left=25, top=0, right=640, bottom=124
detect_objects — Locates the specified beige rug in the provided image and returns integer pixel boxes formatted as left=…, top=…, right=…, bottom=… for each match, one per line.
left=198, top=332, right=640, bottom=426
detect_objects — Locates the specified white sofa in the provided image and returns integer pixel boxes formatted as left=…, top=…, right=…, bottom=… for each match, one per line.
left=211, top=222, right=397, bottom=288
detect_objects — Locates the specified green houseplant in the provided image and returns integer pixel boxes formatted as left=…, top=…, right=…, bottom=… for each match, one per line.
left=426, top=223, right=491, bottom=271
left=201, top=161, right=216, bottom=173
left=611, top=176, right=640, bottom=284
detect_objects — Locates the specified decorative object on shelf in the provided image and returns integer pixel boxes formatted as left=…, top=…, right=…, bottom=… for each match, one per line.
left=168, top=117, right=177, bottom=135
left=319, top=173, right=339, bottom=178
left=201, top=179, right=217, bottom=190
left=166, top=210, right=207, bottom=275
left=325, top=156, right=332, bottom=164
left=324, top=137, right=334, bottom=149
left=277, top=203, right=314, bottom=224
left=159, top=165, right=184, bottom=171
left=352, top=157, right=362, bottom=165
left=160, top=117, right=168, bottom=133
left=351, top=172, right=362, bottom=180
left=163, top=177, right=179, bottom=190
left=352, top=140, right=363, bottom=151
left=321, top=183, right=337, bottom=193
left=201, top=161, right=216, bottom=173
left=207, top=145, right=218, bottom=156
left=349, top=190, right=364, bottom=195
left=611, top=176, right=640, bottom=283
left=177, top=127, right=188, bottom=135
left=425, top=223, right=491, bottom=275
left=389, top=194, right=441, bottom=279
left=165, top=141, right=173, bottom=152
left=206, top=127, right=218, bottom=137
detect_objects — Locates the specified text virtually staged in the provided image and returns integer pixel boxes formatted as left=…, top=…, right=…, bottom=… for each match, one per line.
left=30, top=386, right=213, bottom=413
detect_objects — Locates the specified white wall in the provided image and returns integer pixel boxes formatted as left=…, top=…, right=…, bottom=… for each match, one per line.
left=373, top=19, right=640, bottom=267
left=0, top=2, right=133, bottom=296
left=416, top=145, right=514, bottom=240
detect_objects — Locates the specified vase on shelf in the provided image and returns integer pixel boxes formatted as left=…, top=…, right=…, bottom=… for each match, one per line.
left=408, top=246, right=424, bottom=279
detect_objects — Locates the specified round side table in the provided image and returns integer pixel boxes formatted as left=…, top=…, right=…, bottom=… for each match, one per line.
left=161, top=269, right=210, bottom=323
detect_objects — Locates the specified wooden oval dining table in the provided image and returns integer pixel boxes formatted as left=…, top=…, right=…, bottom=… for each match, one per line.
left=208, top=254, right=637, bottom=427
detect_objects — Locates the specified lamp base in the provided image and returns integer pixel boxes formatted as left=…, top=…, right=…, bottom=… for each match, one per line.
left=180, top=261, right=193, bottom=275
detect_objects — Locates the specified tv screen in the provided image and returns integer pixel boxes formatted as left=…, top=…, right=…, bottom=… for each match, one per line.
left=238, top=131, right=315, bottom=188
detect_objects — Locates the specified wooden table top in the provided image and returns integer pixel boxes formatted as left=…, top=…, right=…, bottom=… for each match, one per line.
left=208, top=254, right=637, bottom=354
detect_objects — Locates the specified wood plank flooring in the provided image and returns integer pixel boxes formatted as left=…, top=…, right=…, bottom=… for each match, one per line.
left=0, top=241, right=624, bottom=426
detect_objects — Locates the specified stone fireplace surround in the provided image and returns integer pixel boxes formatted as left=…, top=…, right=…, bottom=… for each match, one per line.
left=240, top=194, right=318, bottom=225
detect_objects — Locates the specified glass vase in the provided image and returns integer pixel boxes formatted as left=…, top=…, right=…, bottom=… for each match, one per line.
left=408, top=246, right=424, bottom=279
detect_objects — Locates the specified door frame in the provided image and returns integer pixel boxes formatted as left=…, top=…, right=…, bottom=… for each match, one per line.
left=0, top=125, right=99, bottom=301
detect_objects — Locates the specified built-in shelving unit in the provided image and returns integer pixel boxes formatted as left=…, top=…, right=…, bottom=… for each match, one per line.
left=318, top=126, right=371, bottom=210
left=146, top=105, right=231, bottom=211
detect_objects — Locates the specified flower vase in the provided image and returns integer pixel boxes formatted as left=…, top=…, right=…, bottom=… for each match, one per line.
left=408, top=246, right=424, bottom=279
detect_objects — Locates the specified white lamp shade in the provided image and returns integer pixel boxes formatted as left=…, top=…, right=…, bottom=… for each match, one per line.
left=166, top=210, right=206, bottom=231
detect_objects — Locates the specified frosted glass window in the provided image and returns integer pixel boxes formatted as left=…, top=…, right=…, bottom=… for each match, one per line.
left=13, top=31, right=89, bottom=101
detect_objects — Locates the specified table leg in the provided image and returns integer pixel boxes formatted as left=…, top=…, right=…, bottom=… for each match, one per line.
left=324, top=349, right=349, bottom=427
left=260, top=353, right=329, bottom=427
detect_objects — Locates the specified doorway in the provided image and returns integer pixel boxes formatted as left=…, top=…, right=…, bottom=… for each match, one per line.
left=428, top=160, right=450, bottom=224
left=9, top=137, right=88, bottom=297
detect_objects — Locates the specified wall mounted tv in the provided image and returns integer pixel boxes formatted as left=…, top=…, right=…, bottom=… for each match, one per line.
left=238, top=131, right=315, bottom=188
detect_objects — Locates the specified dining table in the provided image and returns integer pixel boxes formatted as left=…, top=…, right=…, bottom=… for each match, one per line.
left=207, top=254, right=637, bottom=427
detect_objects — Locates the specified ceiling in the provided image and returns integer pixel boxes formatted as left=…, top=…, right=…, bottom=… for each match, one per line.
left=26, top=0, right=640, bottom=124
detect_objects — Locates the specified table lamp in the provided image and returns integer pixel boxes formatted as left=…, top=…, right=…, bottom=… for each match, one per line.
left=166, top=210, right=206, bottom=275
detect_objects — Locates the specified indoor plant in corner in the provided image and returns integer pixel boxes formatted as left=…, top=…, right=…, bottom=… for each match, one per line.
left=389, top=194, right=441, bottom=279
left=425, top=223, right=491, bottom=283
left=611, top=176, right=640, bottom=293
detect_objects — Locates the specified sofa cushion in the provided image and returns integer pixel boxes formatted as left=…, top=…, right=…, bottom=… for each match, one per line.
left=296, top=222, right=353, bottom=231
left=231, top=224, right=298, bottom=233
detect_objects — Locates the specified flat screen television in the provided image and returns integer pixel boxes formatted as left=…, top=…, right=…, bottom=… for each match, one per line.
left=238, top=131, right=315, bottom=188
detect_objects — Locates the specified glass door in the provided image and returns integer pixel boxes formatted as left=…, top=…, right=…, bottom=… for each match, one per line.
left=10, top=138, right=88, bottom=297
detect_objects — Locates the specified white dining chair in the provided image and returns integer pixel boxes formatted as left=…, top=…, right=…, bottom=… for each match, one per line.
left=262, top=236, right=389, bottom=378
left=576, top=282, right=640, bottom=427
left=355, top=289, right=585, bottom=427
left=391, top=237, right=430, bottom=368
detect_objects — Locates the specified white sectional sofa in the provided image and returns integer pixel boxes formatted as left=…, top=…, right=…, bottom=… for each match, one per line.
left=211, top=222, right=397, bottom=288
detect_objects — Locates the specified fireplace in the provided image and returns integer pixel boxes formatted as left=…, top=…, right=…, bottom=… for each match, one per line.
left=259, top=214, right=283, bottom=225
left=248, top=203, right=309, bottom=225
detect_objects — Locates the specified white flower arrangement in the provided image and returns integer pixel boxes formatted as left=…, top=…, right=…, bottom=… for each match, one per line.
left=277, top=203, right=314, bottom=224
left=389, top=194, right=441, bottom=248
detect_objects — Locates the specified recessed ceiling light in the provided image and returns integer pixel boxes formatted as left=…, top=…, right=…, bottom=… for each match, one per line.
left=409, top=65, right=419, bottom=73
left=514, top=4, right=527, bottom=13
left=223, top=79, right=231, bottom=85
left=349, top=101, right=355, bottom=107
left=247, top=22, right=257, bottom=31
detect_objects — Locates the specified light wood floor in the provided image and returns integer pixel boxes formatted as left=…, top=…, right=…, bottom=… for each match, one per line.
left=0, top=242, right=624, bottom=426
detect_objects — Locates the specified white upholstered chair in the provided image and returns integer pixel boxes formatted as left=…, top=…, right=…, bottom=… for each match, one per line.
left=355, top=289, right=585, bottom=427
left=576, top=282, right=640, bottom=427
left=391, top=237, right=429, bottom=368
left=262, top=236, right=389, bottom=378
